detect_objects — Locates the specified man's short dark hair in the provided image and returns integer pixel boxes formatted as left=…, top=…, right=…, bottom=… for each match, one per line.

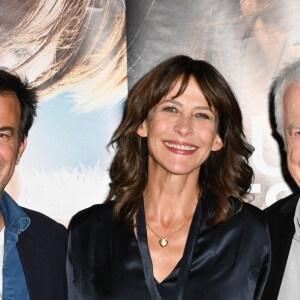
left=0, top=70, right=38, bottom=142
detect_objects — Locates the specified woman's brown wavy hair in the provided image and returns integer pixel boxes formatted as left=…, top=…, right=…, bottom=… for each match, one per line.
left=106, top=55, right=254, bottom=225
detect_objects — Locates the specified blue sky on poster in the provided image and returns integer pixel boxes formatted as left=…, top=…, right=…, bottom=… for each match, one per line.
left=22, top=92, right=125, bottom=173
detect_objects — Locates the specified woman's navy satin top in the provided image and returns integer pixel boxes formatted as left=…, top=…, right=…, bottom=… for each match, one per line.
left=67, top=195, right=270, bottom=300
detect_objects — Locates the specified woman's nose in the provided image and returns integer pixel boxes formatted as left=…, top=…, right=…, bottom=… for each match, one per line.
left=173, top=115, right=193, bottom=136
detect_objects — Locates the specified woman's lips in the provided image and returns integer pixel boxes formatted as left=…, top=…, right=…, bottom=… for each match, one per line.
left=163, top=140, right=198, bottom=155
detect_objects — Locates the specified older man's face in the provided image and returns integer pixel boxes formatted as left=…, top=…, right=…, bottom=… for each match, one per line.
left=284, top=82, right=300, bottom=187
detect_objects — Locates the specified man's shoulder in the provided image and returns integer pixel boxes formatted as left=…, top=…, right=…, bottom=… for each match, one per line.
left=263, top=192, right=299, bottom=235
left=2, top=192, right=67, bottom=237
left=22, top=207, right=67, bottom=234
left=264, top=192, right=299, bottom=218
left=20, top=207, right=67, bottom=249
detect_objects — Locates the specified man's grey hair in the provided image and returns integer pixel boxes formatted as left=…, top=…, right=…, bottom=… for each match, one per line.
left=274, top=60, right=300, bottom=141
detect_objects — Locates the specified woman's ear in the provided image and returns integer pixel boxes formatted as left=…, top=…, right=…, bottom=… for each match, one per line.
left=137, top=120, right=148, bottom=137
left=212, top=134, right=223, bottom=151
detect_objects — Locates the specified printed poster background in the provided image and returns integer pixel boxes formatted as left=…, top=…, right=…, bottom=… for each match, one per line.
left=0, top=0, right=300, bottom=225
left=126, top=0, right=300, bottom=209
left=0, top=0, right=127, bottom=226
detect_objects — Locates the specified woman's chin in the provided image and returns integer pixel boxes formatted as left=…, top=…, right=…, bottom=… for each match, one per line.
left=161, top=164, right=200, bottom=176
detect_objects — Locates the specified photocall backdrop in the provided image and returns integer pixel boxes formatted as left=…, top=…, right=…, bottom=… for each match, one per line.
left=1, top=0, right=299, bottom=225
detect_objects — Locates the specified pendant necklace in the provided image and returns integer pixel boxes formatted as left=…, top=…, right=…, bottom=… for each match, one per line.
left=146, top=214, right=194, bottom=247
left=137, top=195, right=203, bottom=300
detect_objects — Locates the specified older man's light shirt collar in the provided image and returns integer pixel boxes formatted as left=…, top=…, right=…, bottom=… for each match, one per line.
left=294, top=198, right=300, bottom=239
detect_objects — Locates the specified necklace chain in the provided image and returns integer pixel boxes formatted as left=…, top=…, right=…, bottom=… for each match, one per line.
left=146, top=214, right=194, bottom=247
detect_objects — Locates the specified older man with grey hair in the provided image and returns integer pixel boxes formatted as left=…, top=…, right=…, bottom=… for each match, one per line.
left=262, top=60, right=300, bottom=300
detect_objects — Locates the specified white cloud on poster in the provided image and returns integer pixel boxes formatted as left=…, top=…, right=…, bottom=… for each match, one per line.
left=18, top=162, right=110, bottom=226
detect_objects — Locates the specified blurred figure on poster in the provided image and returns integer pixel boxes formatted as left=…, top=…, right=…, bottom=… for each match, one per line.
left=67, top=55, right=270, bottom=300
left=0, top=0, right=127, bottom=110
left=0, top=70, right=67, bottom=299
left=262, top=60, right=300, bottom=300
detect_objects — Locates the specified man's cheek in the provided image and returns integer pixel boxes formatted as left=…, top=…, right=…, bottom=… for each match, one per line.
left=291, top=144, right=300, bottom=162
left=288, top=147, right=300, bottom=179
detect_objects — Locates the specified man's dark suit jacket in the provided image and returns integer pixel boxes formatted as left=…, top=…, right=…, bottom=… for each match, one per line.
left=261, top=192, right=299, bottom=300
left=17, top=207, right=68, bottom=300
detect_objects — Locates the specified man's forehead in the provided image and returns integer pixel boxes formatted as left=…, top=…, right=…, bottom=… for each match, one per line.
left=284, top=82, right=300, bottom=102
left=0, top=92, right=21, bottom=118
left=283, top=83, right=300, bottom=118
left=0, top=91, right=20, bottom=106
left=0, top=90, right=16, bottom=97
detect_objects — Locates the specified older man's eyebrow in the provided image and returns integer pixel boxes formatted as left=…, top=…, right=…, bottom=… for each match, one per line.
left=166, top=99, right=211, bottom=111
left=289, top=124, right=300, bottom=130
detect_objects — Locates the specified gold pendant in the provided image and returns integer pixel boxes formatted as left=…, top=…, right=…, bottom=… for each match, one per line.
left=159, top=238, right=168, bottom=247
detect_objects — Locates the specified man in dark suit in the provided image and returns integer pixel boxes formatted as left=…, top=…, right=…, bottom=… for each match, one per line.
left=0, top=70, right=67, bottom=299
left=262, top=60, right=300, bottom=300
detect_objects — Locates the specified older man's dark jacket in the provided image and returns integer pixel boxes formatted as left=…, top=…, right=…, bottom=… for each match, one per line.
left=262, top=192, right=299, bottom=300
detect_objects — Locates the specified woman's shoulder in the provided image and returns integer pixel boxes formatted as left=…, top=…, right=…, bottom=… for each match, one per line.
left=206, top=194, right=266, bottom=227
left=69, top=201, right=115, bottom=230
left=240, top=200, right=265, bottom=218
left=229, top=199, right=268, bottom=233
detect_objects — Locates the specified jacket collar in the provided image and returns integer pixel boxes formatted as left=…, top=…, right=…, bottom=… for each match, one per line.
left=1, top=191, right=30, bottom=235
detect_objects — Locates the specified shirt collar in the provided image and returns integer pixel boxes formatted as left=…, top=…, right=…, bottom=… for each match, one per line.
left=0, top=191, right=30, bottom=235
left=294, top=198, right=300, bottom=237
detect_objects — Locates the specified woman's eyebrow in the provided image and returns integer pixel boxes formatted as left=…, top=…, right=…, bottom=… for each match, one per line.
left=166, top=99, right=210, bottom=110
left=165, top=99, right=182, bottom=106
left=194, top=106, right=211, bottom=111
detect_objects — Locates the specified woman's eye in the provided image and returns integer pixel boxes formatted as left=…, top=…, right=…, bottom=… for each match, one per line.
left=196, top=113, right=210, bottom=120
left=163, top=106, right=177, bottom=113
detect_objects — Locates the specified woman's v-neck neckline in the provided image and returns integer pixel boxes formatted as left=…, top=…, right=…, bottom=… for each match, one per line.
left=154, top=258, right=182, bottom=285
left=136, top=196, right=203, bottom=300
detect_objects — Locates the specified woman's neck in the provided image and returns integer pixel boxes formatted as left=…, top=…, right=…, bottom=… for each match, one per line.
left=144, top=167, right=200, bottom=226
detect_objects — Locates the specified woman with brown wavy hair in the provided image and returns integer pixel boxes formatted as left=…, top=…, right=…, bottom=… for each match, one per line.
left=67, top=55, right=270, bottom=300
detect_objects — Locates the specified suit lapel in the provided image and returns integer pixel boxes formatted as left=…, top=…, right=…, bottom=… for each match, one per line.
left=276, top=194, right=299, bottom=274
left=265, top=193, right=298, bottom=299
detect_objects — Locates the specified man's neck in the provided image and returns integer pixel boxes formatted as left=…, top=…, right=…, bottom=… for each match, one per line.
left=0, top=211, right=5, bottom=232
left=0, top=192, right=4, bottom=231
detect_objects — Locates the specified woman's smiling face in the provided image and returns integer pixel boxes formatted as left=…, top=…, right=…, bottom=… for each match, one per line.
left=137, top=76, right=223, bottom=176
